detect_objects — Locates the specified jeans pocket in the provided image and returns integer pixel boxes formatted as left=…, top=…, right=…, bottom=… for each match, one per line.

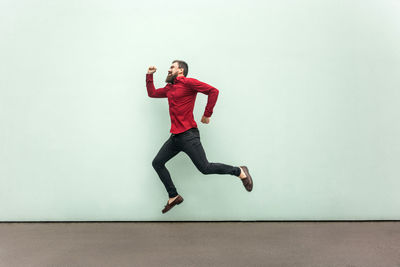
left=180, top=130, right=195, bottom=142
left=186, top=130, right=194, bottom=138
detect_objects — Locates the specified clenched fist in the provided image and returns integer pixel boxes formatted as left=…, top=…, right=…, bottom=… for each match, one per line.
left=147, top=66, right=157, bottom=74
left=201, top=115, right=210, bottom=124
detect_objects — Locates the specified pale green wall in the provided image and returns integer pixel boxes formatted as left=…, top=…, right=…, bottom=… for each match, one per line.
left=0, top=0, right=399, bottom=221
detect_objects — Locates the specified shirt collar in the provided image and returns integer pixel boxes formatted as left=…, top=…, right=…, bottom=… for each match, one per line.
left=173, top=75, right=185, bottom=84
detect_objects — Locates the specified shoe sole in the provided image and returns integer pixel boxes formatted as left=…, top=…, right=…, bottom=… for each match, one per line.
left=162, top=196, right=184, bottom=213
left=241, top=166, right=253, bottom=192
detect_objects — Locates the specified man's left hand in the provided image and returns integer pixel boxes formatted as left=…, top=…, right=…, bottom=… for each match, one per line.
left=201, top=115, right=210, bottom=124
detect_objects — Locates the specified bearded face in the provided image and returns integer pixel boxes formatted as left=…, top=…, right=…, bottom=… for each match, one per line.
left=165, top=62, right=183, bottom=84
left=165, top=72, right=178, bottom=84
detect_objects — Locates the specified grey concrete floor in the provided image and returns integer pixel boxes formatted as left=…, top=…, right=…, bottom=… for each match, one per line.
left=0, top=222, right=399, bottom=267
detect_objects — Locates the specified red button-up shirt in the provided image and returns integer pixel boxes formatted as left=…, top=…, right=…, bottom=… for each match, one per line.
left=146, top=73, right=219, bottom=134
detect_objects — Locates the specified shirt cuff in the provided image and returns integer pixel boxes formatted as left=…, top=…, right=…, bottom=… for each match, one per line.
left=204, top=111, right=212, bottom=117
left=146, top=73, right=153, bottom=81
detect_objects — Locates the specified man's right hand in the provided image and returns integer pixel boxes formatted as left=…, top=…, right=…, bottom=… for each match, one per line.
left=147, top=66, right=157, bottom=74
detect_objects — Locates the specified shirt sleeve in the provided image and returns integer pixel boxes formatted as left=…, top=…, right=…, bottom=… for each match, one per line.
left=187, top=77, right=219, bottom=117
left=146, top=73, right=170, bottom=98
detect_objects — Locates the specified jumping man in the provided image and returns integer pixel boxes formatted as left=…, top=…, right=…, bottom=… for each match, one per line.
left=146, top=60, right=253, bottom=214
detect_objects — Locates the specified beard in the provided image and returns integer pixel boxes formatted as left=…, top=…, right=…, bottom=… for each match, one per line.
left=165, top=73, right=178, bottom=84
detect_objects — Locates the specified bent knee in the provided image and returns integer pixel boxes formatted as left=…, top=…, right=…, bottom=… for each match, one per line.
left=152, top=158, right=164, bottom=169
left=199, top=164, right=212, bottom=174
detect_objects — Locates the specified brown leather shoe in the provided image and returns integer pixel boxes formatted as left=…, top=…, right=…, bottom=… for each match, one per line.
left=240, top=166, right=253, bottom=192
left=162, top=195, right=184, bottom=214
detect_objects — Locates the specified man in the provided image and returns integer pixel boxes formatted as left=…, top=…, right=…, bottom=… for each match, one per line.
left=146, top=60, right=253, bottom=214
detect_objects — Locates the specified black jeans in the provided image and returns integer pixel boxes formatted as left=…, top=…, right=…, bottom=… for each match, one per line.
left=152, top=127, right=242, bottom=198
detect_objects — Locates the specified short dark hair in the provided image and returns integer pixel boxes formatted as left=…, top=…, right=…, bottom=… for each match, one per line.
left=172, top=60, right=188, bottom=77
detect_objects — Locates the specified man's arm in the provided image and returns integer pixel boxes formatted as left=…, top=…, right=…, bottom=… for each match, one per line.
left=187, top=77, right=219, bottom=118
left=146, top=73, right=170, bottom=98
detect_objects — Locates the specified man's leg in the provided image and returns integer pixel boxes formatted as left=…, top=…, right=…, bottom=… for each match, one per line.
left=181, top=129, right=242, bottom=177
left=152, top=135, right=181, bottom=199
